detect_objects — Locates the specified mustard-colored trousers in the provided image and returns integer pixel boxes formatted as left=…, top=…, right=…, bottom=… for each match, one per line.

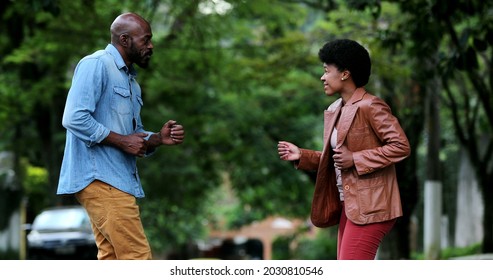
left=75, top=180, right=152, bottom=260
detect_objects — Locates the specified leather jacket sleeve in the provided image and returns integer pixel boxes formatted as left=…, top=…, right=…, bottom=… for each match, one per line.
left=351, top=97, right=410, bottom=176
left=295, top=149, right=322, bottom=171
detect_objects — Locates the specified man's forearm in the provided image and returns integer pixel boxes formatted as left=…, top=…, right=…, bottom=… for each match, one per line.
left=145, top=133, right=162, bottom=153
left=101, top=131, right=125, bottom=149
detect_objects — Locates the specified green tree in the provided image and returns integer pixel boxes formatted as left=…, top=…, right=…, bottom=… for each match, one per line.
left=372, top=0, right=493, bottom=254
left=137, top=0, right=325, bottom=255
left=295, top=0, right=424, bottom=259
left=1, top=0, right=323, bottom=257
left=302, top=0, right=493, bottom=257
left=2, top=0, right=430, bottom=259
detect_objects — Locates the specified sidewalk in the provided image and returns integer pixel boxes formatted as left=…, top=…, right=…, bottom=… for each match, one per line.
left=451, top=254, right=493, bottom=260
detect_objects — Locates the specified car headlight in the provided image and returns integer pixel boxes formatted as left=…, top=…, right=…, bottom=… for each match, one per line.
left=27, top=231, right=43, bottom=247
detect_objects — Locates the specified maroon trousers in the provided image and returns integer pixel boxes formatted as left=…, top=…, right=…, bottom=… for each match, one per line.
left=337, top=203, right=396, bottom=260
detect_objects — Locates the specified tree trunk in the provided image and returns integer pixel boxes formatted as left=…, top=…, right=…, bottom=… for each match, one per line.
left=423, top=73, right=442, bottom=259
left=481, top=174, right=493, bottom=252
left=455, top=149, right=483, bottom=248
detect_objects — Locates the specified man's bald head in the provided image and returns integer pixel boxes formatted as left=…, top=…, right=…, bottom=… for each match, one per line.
left=110, top=13, right=151, bottom=45
left=109, top=12, right=154, bottom=68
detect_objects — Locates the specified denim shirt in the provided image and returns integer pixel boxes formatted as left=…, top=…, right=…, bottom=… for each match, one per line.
left=57, top=44, right=153, bottom=198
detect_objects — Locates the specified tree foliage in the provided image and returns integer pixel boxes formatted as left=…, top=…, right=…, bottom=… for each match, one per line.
left=3, top=0, right=490, bottom=259
left=361, top=0, right=493, bottom=255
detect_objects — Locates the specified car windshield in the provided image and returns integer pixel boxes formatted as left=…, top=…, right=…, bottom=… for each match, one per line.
left=32, top=208, right=88, bottom=230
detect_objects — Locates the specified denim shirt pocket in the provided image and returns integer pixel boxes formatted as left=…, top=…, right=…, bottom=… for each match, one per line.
left=112, top=86, right=132, bottom=115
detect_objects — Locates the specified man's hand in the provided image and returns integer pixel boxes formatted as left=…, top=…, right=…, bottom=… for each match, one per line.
left=120, top=133, right=148, bottom=157
left=102, top=131, right=149, bottom=157
left=159, top=120, right=185, bottom=145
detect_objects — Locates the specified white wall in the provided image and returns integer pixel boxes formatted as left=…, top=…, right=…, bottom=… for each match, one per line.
left=0, top=210, right=21, bottom=253
left=454, top=149, right=483, bottom=247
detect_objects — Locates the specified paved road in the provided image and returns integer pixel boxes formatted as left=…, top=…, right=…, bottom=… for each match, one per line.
left=451, top=254, right=493, bottom=260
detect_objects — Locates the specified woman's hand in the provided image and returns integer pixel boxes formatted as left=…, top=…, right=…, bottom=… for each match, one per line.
left=333, top=145, right=354, bottom=170
left=277, top=141, right=301, bottom=161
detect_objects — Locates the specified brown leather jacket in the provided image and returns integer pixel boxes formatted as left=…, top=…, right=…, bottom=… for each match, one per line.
left=296, top=88, right=411, bottom=226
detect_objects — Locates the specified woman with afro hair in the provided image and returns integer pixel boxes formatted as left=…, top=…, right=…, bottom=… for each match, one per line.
left=278, top=39, right=410, bottom=260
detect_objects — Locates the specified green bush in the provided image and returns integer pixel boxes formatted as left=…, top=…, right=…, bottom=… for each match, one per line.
left=272, top=235, right=295, bottom=260
left=412, top=243, right=482, bottom=260
left=0, top=249, right=19, bottom=260
left=293, top=229, right=337, bottom=260
left=441, top=243, right=482, bottom=259
left=272, top=228, right=338, bottom=260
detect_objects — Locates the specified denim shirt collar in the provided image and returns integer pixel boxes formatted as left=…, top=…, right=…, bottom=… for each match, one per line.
left=105, top=44, right=138, bottom=77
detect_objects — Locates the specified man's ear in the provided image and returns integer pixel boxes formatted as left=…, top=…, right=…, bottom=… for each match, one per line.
left=120, top=34, right=130, bottom=47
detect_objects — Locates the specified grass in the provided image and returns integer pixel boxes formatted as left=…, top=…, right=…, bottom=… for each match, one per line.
left=411, top=243, right=482, bottom=260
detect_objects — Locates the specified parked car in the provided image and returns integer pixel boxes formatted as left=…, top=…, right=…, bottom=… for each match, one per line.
left=25, top=205, right=97, bottom=260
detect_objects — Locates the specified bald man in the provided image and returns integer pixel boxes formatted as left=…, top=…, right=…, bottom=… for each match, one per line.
left=57, top=12, right=185, bottom=260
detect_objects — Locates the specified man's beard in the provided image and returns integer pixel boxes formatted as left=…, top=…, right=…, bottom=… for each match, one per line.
left=129, top=44, right=152, bottom=69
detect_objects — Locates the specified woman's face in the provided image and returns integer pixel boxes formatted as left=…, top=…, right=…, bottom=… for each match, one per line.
left=320, top=63, right=345, bottom=96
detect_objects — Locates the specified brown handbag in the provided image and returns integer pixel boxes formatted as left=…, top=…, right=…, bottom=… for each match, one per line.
left=310, top=182, right=342, bottom=228
left=297, top=148, right=342, bottom=228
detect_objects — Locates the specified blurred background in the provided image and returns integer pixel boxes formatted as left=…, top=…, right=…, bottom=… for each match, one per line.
left=1, top=0, right=492, bottom=260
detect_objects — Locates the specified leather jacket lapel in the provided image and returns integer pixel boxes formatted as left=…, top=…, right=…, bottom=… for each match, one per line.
left=336, top=88, right=366, bottom=148
left=323, top=107, right=340, bottom=151
left=336, top=105, right=358, bottom=148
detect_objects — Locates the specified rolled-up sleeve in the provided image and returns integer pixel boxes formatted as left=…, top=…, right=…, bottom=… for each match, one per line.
left=62, top=58, right=110, bottom=146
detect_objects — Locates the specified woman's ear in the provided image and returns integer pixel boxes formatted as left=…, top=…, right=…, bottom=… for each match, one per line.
left=341, top=70, right=351, bottom=81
